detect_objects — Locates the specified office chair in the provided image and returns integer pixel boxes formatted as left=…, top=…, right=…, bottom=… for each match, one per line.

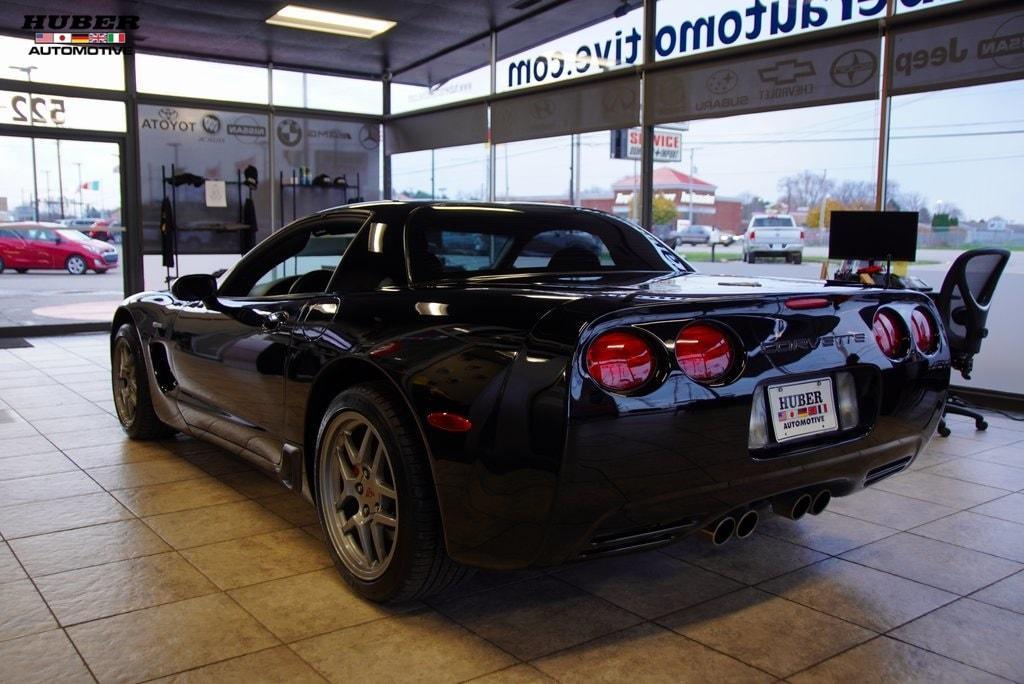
left=933, top=248, right=1011, bottom=437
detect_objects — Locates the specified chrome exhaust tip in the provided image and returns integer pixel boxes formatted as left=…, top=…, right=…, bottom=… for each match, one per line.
left=735, top=509, right=759, bottom=539
left=701, top=516, right=736, bottom=546
left=810, top=489, right=831, bottom=515
left=772, top=492, right=813, bottom=521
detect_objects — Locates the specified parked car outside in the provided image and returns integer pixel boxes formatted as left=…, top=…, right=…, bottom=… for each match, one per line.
left=0, top=223, right=118, bottom=274
left=672, top=224, right=722, bottom=247
left=60, top=217, right=115, bottom=242
left=742, top=214, right=804, bottom=263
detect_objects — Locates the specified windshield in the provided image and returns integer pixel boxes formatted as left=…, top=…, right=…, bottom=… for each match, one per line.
left=57, top=230, right=95, bottom=243
left=406, top=206, right=688, bottom=283
left=752, top=217, right=795, bottom=227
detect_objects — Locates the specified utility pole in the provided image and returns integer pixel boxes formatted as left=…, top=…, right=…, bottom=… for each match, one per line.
left=56, top=135, right=65, bottom=218
left=74, top=162, right=84, bottom=214
left=9, top=65, right=39, bottom=221
left=688, top=147, right=696, bottom=225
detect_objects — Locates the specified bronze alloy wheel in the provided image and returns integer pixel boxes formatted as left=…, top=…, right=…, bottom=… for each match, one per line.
left=318, top=410, right=399, bottom=581
left=112, top=337, right=138, bottom=427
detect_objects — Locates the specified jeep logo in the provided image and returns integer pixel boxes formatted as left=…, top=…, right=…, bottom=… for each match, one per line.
left=764, top=333, right=866, bottom=354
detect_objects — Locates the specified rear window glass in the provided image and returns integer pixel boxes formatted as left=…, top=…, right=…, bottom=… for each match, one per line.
left=752, top=217, right=795, bottom=227
left=406, top=207, right=686, bottom=282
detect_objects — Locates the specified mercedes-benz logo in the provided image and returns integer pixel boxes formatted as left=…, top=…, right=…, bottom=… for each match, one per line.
left=706, top=69, right=738, bottom=94
left=276, top=118, right=302, bottom=147
left=830, top=49, right=877, bottom=87
left=359, top=124, right=379, bottom=150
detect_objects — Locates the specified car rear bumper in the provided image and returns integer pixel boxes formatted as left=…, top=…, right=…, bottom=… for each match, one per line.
left=438, top=373, right=945, bottom=570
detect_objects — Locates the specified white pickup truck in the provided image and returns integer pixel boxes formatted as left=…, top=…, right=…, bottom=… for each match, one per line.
left=742, top=214, right=804, bottom=264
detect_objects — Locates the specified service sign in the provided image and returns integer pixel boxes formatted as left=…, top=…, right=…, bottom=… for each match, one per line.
left=611, top=127, right=684, bottom=162
left=648, top=35, right=880, bottom=123
left=889, top=8, right=1024, bottom=95
left=0, top=90, right=126, bottom=132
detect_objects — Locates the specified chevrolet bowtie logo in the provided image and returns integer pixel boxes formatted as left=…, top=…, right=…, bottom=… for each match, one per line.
left=758, top=59, right=816, bottom=85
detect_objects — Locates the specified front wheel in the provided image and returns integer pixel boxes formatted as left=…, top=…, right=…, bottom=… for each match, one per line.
left=0, top=256, right=4, bottom=273
left=66, top=255, right=87, bottom=275
left=314, top=384, right=469, bottom=603
left=112, top=324, right=176, bottom=439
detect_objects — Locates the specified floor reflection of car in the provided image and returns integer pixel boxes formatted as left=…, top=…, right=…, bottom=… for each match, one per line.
left=60, top=217, right=115, bottom=242
left=0, top=223, right=119, bottom=274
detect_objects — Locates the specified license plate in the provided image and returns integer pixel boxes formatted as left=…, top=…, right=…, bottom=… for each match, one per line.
left=767, top=378, right=838, bottom=442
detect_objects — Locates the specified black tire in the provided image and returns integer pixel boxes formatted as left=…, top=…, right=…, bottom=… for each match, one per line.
left=66, top=254, right=87, bottom=275
left=314, top=383, right=470, bottom=603
left=793, top=254, right=803, bottom=265
left=111, top=324, right=176, bottom=440
left=16, top=269, right=28, bottom=273
left=0, top=257, right=4, bottom=273
left=749, top=254, right=757, bottom=264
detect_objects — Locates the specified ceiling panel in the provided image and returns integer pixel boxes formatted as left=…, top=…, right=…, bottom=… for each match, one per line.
left=0, top=0, right=626, bottom=85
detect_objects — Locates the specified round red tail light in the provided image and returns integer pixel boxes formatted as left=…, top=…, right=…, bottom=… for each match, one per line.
left=911, top=308, right=939, bottom=354
left=873, top=309, right=909, bottom=359
left=675, top=323, right=735, bottom=383
left=585, top=330, right=654, bottom=392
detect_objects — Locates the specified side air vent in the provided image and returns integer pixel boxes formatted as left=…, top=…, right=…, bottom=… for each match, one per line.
left=864, top=456, right=913, bottom=487
left=148, top=342, right=177, bottom=392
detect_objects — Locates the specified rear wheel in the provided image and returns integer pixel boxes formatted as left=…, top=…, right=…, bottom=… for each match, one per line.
left=66, top=255, right=87, bottom=275
left=16, top=269, right=28, bottom=273
left=793, top=253, right=803, bottom=265
left=112, top=324, right=176, bottom=439
left=314, top=384, right=469, bottom=603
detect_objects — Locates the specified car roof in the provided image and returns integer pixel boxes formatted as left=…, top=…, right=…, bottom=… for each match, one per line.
left=2, top=222, right=65, bottom=229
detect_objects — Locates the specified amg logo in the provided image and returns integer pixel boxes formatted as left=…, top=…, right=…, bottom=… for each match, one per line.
left=22, top=15, right=139, bottom=30
left=764, top=332, right=866, bottom=354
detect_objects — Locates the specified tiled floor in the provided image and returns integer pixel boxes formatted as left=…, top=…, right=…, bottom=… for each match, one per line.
left=2, top=334, right=1024, bottom=683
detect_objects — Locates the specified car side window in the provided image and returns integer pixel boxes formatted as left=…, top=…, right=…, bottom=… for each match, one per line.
left=25, top=229, right=55, bottom=242
left=219, top=217, right=363, bottom=298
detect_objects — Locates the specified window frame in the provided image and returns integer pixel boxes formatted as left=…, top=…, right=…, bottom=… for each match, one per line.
left=217, top=209, right=371, bottom=300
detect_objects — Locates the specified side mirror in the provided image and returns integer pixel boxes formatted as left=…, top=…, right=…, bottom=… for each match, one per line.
left=54, top=235, right=62, bottom=244
left=171, top=273, right=218, bottom=304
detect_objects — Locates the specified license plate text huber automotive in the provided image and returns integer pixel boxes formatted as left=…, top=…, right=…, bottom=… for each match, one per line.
left=767, top=378, right=839, bottom=442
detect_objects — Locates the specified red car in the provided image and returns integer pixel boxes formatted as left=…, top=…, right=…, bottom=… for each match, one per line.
left=0, top=223, right=119, bottom=274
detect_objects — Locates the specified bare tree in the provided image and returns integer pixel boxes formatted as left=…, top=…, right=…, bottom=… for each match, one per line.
left=776, top=171, right=834, bottom=211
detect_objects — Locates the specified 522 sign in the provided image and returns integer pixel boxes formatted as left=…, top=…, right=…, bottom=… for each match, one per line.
left=9, top=94, right=66, bottom=126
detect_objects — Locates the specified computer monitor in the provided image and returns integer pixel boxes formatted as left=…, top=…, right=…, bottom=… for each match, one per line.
left=828, top=211, right=918, bottom=262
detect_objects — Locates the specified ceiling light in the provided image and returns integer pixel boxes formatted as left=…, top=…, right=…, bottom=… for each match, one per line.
left=266, top=5, right=396, bottom=39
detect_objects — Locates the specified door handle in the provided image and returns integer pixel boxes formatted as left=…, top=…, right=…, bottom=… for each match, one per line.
left=261, top=310, right=291, bottom=332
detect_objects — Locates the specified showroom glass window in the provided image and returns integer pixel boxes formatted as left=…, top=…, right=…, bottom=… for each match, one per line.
left=390, top=144, right=490, bottom=201
left=391, top=37, right=490, bottom=114
left=651, top=100, right=881, bottom=240
left=885, top=80, right=1024, bottom=395
left=272, top=70, right=382, bottom=115
left=0, top=35, right=125, bottom=90
left=136, top=54, right=269, bottom=104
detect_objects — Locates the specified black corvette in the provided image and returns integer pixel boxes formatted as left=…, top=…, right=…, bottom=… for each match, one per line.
left=111, top=201, right=949, bottom=602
